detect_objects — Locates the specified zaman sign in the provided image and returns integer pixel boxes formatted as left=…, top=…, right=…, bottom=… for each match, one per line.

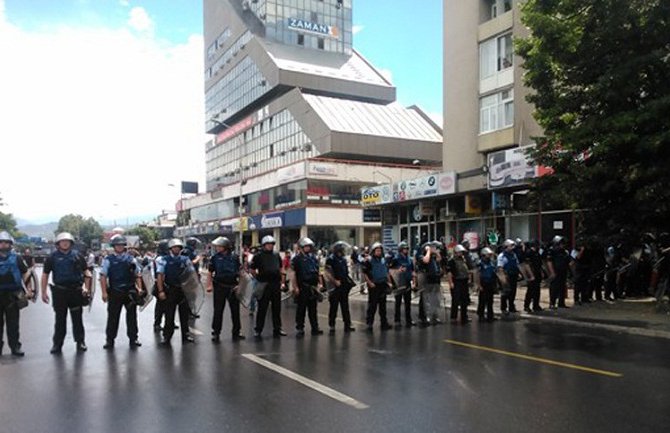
left=288, top=18, right=339, bottom=39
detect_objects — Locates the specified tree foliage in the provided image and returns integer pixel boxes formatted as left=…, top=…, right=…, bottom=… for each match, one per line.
left=126, top=226, right=160, bottom=247
left=0, top=211, right=22, bottom=238
left=56, top=214, right=103, bottom=247
left=517, top=0, right=670, bottom=238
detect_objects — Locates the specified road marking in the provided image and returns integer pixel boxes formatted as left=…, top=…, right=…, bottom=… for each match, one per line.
left=241, top=353, right=369, bottom=410
left=444, top=339, right=623, bottom=378
left=317, top=313, right=366, bottom=327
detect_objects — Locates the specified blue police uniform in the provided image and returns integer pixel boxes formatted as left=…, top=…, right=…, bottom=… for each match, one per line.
left=326, top=253, right=354, bottom=331
left=363, top=256, right=392, bottom=330
left=291, top=252, right=322, bottom=334
left=156, top=253, right=193, bottom=343
left=209, top=251, right=242, bottom=339
left=390, top=252, right=415, bottom=326
left=0, top=251, right=27, bottom=354
left=100, top=252, right=141, bottom=346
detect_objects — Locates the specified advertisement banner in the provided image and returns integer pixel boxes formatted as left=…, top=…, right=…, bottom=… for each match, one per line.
left=360, top=184, right=392, bottom=206
left=277, top=162, right=305, bottom=184
left=394, top=171, right=456, bottom=202
left=288, top=18, right=339, bottom=39
left=308, top=162, right=338, bottom=176
left=260, top=212, right=284, bottom=229
left=487, top=145, right=537, bottom=189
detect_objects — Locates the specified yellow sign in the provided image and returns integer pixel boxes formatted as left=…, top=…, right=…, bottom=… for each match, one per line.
left=465, top=194, right=482, bottom=215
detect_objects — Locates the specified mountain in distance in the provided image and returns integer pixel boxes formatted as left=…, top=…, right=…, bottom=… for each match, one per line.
left=17, top=221, right=59, bottom=240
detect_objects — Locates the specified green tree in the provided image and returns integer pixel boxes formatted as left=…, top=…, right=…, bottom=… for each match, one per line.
left=517, top=0, right=670, bottom=238
left=56, top=214, right=103, bottom=247
left=126, top=225, right=160, bottom=247
left=0, top=211, right=22, bottom=238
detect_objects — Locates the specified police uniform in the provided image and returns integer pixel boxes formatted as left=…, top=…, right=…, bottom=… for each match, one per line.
left=250, top=248, right=284, bottom=338
left=0, top=248, right=28, bottom=356
left=523, top=247, right=544, bottom=311
left=292, top=250, right=323, bottom=336
left=547, top=246, right=571, bottom=308
left=447, top=255, right=469, bottom=323
left=417, top=246, right=443, bottom=324
left=156, top=252, right=193, bottom=343
left=497, top=249, right=520, bottom=313
left=390, top=251, right=414, bottom=327
left=477, top=256, right=496, bottom=321
left=209, top=250, right=242, bottom=340
left=362, top=251, right=392, bottom=331
left=100, top=251, right=142, bottom=347
left=43, top=248, right=89, bottom=351
left=326, top=252, right=354, bottom=332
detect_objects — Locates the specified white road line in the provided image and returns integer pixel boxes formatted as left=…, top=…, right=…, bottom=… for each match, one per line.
left=241, top=353, right=369, bottom=410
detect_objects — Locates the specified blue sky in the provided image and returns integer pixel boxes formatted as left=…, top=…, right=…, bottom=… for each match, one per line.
left=1, top=0, right=442, bottom=224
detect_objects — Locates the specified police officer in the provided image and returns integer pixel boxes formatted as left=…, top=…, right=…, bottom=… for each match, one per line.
left=291, top=237, right=324, bottom=337
left=497, top=239, right=520, bottom=315
left=156, top=239, right=194, bottom=345
left=100, top=236, right=143, bottom=349
left=207, top=236, right=244, bottom=342
left=477, top=247, right=496, bottom=322
left=523, top=240, right=544, bottom=312
left=447, top=244, right=470, bottom=324
left=41, top=232, right=91, bottom=354
left=325, top=241, right=355, bottom=334
left=249, top=236, right=286, bottom=340
left=572, top=239, right=592, bottom=305
left=0, top=231, right=29, bottom=356
left=183, top=237, right=203, bottom=276
left=546, top=236, right=571, bottom=309
left=390, top=241, right=415, bottom=328
left=362, top=242, right=393, bottom=332
left=153, top=239, right=170, bottom=332
left=417, top=241, right=444, bottom=325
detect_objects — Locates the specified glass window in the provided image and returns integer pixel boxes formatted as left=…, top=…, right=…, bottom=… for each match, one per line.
left=479, top=33, right=513, bottom=79
left=480, top=89, right=514, bottom=134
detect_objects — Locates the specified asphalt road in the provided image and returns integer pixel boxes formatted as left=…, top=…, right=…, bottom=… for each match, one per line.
left=1, top=272, right=669, bottom=433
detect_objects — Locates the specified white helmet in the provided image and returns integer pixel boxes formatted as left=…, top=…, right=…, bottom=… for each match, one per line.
left=552, top=235, right=564, bottom=245
left=481, top=247, right=494, bottom=256
left=168, top=238, right=184, bottom=249
left=55, top=232, right=75, bottom=245
left=454, top=244, right=467, bottom=253
left=261, top=235, right=276, bottom=245
left=0, top=231, right=14, bottom=244
left=211, top=236, right=231, bottom=248
left=503, top=239, right=516, bottom=248
left=299, top=237, right=315, bottom=248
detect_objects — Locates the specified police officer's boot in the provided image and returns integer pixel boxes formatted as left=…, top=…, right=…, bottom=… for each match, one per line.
left=10, top=345, right=24, bottom=357
left=103, top=340, right=114, bottom=350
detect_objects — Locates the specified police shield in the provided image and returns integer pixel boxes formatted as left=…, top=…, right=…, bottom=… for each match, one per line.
left=24, top=268, right=40, bottom=303
left=237, top=271, right=254, bottom=309
left=389, top=268, right=410, bottom=296
left=180, top=266, right=205, bottom=316
left=86, top=268, right=98, bottom=312
left=139, top=265, right=155, bottom=312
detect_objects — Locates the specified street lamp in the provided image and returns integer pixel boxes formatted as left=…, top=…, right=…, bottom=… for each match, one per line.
left=210, top=115, right=247, bottom=257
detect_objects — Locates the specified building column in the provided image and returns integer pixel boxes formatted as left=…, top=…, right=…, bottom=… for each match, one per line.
left=356, top=226, right=365, bottom=247
left=300, top=225, right=308, bottom=239
left=251, top=230, right=259, bottom=247
left=273, top=228, right=281, bottom=251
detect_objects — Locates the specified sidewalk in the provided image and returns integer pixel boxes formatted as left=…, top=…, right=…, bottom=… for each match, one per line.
left=348, top=282, right=670, bottom=339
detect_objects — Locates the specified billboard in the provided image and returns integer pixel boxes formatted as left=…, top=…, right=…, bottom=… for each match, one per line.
left=487, top=145, right=537, bottom=189
left=181, top=181, right=199, bottom=194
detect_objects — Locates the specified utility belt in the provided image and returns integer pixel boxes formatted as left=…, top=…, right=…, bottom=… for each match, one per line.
left=50, top=283, right=83, bottom=291
left=300, top=283, right=324, bottom=302
left=109, top=284, right=136, bottom=293
left=50, top=283, right=90, bottom=306
left=214, top=277, right=238, bottom=286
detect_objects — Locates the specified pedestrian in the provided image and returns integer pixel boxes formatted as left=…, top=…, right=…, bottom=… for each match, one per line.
left=417, top=241, right=444, bottom=326
left=22, top=248, right=35, bottom=269
left=249, top=236, right=286, bottom=340
left=207, top=237, right=244, bottom=342
left=325, top=241, right=355, bottom=334
left=390, top=241, right=415, bottom=328
left=41, top=232, right=91, bottom=354
left=362, top=242, right=393, bottom=332
left=99, top=236, right=143, bottom=350
left=0, top=231, right=29, bottom=356
left=291, top=237, right=324, bottom=338
left=477, top=247, right=496, bottom=322
left=546, top=236, right=571, bottom=309
left=523, top=240, right=544, bottom=312
left=350, top=246, right=361, bottom=283
left=155, top=239, right=195, bottom=345
left=497, top=239, right=520, bottom=315
left=447, top=244, right=470, bottom=324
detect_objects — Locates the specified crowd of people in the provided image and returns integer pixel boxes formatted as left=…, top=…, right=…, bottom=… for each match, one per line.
left=0, top=229, right=668, bottom=357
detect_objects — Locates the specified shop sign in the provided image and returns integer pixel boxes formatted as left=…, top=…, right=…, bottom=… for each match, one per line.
left=261, top=212, right=284, bottom=229
left=360, top=185, right=391, bottom=206
left=308, top=162, right=338, bottom=176
left=277, top=162, right=305, bottom=184
left=394, top=171, right=456, bottom=202
left=362, top=209, right=381, bottom=223
left=487, top=145, right=537, bottom=189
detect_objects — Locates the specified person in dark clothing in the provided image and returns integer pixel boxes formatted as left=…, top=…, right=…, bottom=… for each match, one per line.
left=249, top=236, right=286, bottom=340
left=390, top=241, right=415, bottom=328
left=41, top=232, right=91, bottom=354
left=497, top=239, right=520, bottom=314
left=447, top=245, right=470, bottom=324
left=0, top=231, right=29, bottom=357
left=156, top=239, right=194, bottom=345
left=572, top=240, right=592, bottom=305
left=207, top=236, right=244, bottom=342
left=523, top=240, right=544, bottom=312
left=546, top=236, right=572, bottom=309
left=100, top=236, right=143, bottom=350
left=325, top=241, right=355, bottom=334
left=362, top=242, right=393, bottom=332
left=291, top=237, right=324, bottom=337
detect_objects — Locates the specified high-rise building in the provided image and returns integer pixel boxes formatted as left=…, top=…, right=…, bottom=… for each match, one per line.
left=176, top=0, right=442, bottom=250
left=365, top=0, right=574, bottom=250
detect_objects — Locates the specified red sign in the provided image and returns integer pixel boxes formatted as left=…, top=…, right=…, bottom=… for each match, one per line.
left=215, top=116, right=254, bottom=144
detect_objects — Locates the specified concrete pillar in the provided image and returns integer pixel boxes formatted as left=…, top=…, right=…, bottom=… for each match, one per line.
left=300, top=225, right=308, bottom=239
left=273, top=228, right=281, bottom=251
left=251, top=230, right=259, bottom=247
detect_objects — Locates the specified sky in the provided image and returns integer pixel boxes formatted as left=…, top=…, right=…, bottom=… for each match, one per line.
left=0, top=0, right=443, bottom=225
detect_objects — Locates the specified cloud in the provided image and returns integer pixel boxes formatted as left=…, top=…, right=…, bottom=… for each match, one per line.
left=119, top=0, right=130, bottom=6
left=0, top=0, right=206, bottom=223
left=128, top=6, right=153, bottom=33
left=352, top=24, right=364, bottom=35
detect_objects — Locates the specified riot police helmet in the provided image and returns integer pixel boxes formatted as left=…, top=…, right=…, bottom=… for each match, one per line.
left=168, top=238, right=184, bottom=249
left=55, top=232, right=75, bottom=245
left=299, top=237, right=315, bottom=249
left=261, top=235, right=276, bottom=246
left=0, top=231, right=14, bottom=245
left=110, top=236, right=127, bottom=247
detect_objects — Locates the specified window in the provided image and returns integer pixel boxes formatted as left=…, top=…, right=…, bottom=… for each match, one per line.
left=480, top=89, right=514, bottom=134
left=297, top=34, right=304, bottom=46
left=318, top=37, right=325, bottom=50
left=480, top=33, right=513, bottom=79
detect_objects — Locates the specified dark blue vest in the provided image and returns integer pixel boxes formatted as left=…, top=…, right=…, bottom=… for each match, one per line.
left=51, top=250, right=83, bottom=286
left=502, top=250, right=519, bottom=275
left=164, top=254, right=189, bottom=287
left=211, top=252, right=239, bottom=285
left=107, top=253, right=136, bottom=291
left=479, top=259, right=497, bottom=283
left=0, top=252, right=22, bottom=291
left=369, top=256, right=388, bottom=284
left=294, top=253, right=319, bottom=285
left=327, top=254, right=349, bottom=281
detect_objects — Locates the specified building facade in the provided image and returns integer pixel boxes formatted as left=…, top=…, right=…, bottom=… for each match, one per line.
left=367, top=0, right=574, bottom=251
left=176, top=0, right=443, bottom=251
